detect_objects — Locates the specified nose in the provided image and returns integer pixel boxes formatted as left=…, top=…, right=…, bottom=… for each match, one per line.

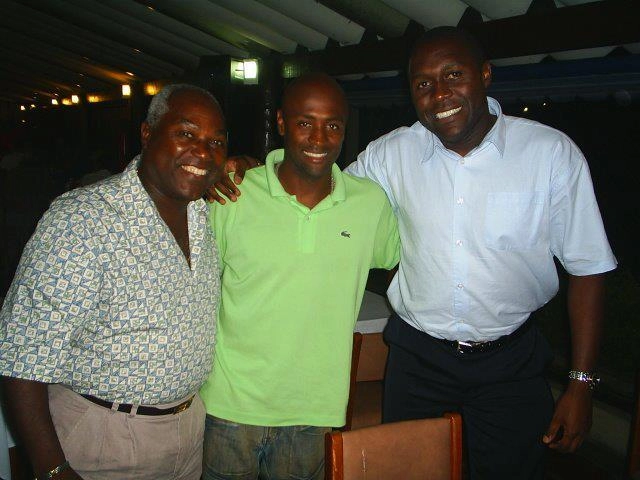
left=192, top=138, right=211, bottom=160
left=309, top=125, right=327, bottom=145
left=433, top=80, right=452, bottom=101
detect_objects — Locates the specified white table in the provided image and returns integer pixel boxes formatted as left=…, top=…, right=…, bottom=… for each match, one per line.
left=355, top=290, right=391, bottom=334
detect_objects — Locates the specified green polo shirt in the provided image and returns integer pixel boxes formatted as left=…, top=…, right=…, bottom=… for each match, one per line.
left=201, top=149, right=400, bottom=427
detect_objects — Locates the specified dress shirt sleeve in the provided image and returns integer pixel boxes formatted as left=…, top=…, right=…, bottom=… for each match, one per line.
left=344, top=146, right=394, bottom=207
left=371, top=195, right=401, bottom=270
left=549, top=137, right=616, bottom=276
left=0, top=205, right=102, bottom=383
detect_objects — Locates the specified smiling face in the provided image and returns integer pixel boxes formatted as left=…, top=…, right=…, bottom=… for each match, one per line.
left=139, top=89, right=227, bottom=206
left=409, top=35, right=494, bottom=156
left=277, top=75, right=348, bottom=182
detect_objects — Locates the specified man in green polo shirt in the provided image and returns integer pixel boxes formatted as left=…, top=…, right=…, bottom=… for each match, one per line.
left=201, top=73, right=400, bottom=480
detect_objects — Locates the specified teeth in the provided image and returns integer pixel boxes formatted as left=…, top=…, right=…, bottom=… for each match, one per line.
left=181, top=165, right=208, bottom=176
left=304, top=151, right=327, bottom=158
left=435, top=106, right=462, bottom=119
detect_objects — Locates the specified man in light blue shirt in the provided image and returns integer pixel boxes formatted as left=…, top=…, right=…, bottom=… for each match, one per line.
left=345, top=27, right=616, bottom=479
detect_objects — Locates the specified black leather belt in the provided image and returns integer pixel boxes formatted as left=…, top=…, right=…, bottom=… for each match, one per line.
left=81, top=394, right=194, bottom=415
left=437, top=320, right=532, bottom=354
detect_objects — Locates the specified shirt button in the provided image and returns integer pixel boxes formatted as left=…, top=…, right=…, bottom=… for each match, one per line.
left=459, top=159, right=465, bottom=165
left=456, top=240, right=463, bottom=246
left=457, top=283, right=464, bottom=289
left=456, top=197, right=464, bottom=205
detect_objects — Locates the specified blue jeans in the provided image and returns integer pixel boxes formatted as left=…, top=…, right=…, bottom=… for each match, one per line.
left=202, top=415, right=330, bottom=480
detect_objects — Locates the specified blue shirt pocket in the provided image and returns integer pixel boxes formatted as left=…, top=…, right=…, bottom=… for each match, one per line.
left=485, top=191, right=546, bottom=251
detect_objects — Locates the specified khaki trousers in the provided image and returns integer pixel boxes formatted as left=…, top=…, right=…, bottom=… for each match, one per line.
left=48, top=384, right=205, bottom=480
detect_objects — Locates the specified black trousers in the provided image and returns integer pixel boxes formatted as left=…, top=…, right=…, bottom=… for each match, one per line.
left=383, top=313, right=554, bottom=480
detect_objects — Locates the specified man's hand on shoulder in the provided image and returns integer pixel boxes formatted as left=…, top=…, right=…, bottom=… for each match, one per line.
left=543, top=381, right=593, bottom=453
left=206, top=155, right=260, bottom=204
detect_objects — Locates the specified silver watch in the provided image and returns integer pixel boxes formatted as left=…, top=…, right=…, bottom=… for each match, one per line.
left=568, top=370, right=600, bottom=390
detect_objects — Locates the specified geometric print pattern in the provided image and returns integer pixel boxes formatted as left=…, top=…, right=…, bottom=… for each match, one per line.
left=0, top=156, right=220, bottom=404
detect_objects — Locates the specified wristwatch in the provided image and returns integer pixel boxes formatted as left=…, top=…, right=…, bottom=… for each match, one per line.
left=34, top=460, right=70, bottom=479
left=568, top=370, right=600, bottom=390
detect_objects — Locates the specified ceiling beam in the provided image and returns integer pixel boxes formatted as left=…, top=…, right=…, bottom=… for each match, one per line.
left=471, top=0, right=640, bottom=60
left=284, top=0, right=640, bottom=75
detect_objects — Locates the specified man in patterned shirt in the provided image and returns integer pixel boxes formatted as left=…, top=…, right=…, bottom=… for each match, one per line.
left=0, top=84, right=225, bottom=480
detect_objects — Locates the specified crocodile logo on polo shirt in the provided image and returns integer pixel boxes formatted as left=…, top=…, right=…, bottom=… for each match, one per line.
left=341, top=231, right=351, bottom=238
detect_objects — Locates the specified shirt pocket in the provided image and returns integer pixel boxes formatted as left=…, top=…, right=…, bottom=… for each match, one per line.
left=485, top=191, right=546, bottom=251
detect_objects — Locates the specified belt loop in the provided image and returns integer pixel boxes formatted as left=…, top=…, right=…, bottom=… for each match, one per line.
left=110, top=401, right=120, bottom=413
left=128, top=404, right=139, bottom=417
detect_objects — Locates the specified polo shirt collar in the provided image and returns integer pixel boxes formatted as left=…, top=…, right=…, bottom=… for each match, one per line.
left=265, top=148, right=345, bottom=205
left=420, top=96, right=506, bottom=162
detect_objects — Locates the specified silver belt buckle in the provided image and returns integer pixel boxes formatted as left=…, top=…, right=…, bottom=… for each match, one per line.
left=456, top=340, right=473, bottom=354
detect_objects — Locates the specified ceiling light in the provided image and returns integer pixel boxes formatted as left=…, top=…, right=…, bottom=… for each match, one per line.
left=20, top=105, right=26, bottom=111
left=51, top=99, right=59, bottom=105
left=243, top=59, right=258, bottom=81
left=71, top=95, right=79, bottom=104
left=144, top=82, right=159, bottom=96
left=122, top=84, right=131, bottom=97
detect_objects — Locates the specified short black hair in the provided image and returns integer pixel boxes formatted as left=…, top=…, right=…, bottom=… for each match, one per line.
left=409, top=26, right=487, bottom=70
left=280, top=72, right=347, bottom=115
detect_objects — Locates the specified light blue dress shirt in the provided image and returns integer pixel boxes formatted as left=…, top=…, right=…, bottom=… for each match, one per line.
left=346, top=97, right=616, bottom=341
left=0, top=157, right=220, bottom=404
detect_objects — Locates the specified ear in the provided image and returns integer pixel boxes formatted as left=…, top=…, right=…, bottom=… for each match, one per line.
left=140, top=122, right=151, bottom=150
left=276, top=110, right=285, bottom=137
left=481, top=61, right=492, bottom=89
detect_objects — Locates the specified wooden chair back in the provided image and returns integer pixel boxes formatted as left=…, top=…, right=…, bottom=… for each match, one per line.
left=345, top=332, right=389, bottom=430
left=326, top=413, right=463, bottom=480
left=343, top=332, right=363, bottom=431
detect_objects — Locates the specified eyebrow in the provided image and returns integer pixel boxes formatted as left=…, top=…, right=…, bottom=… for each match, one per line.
left=178, top=119, right=199, bottom=129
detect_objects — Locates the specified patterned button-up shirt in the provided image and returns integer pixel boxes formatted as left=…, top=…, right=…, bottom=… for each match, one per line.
left=0, top=157, right=220, bottom=404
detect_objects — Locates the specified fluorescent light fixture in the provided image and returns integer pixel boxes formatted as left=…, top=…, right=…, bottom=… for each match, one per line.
left=71, top=95, right=79, bottom=104
left=243, top=60, right=258, bottom=80
left=122, top=84, right=131, bottom=97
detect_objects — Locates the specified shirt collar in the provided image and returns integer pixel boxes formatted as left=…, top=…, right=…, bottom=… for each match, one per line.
left=421, top=96, right=506, bottom=161
left=484, top=97, right=506, bottom=157
left=265, top=148, right=345, bottom=205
